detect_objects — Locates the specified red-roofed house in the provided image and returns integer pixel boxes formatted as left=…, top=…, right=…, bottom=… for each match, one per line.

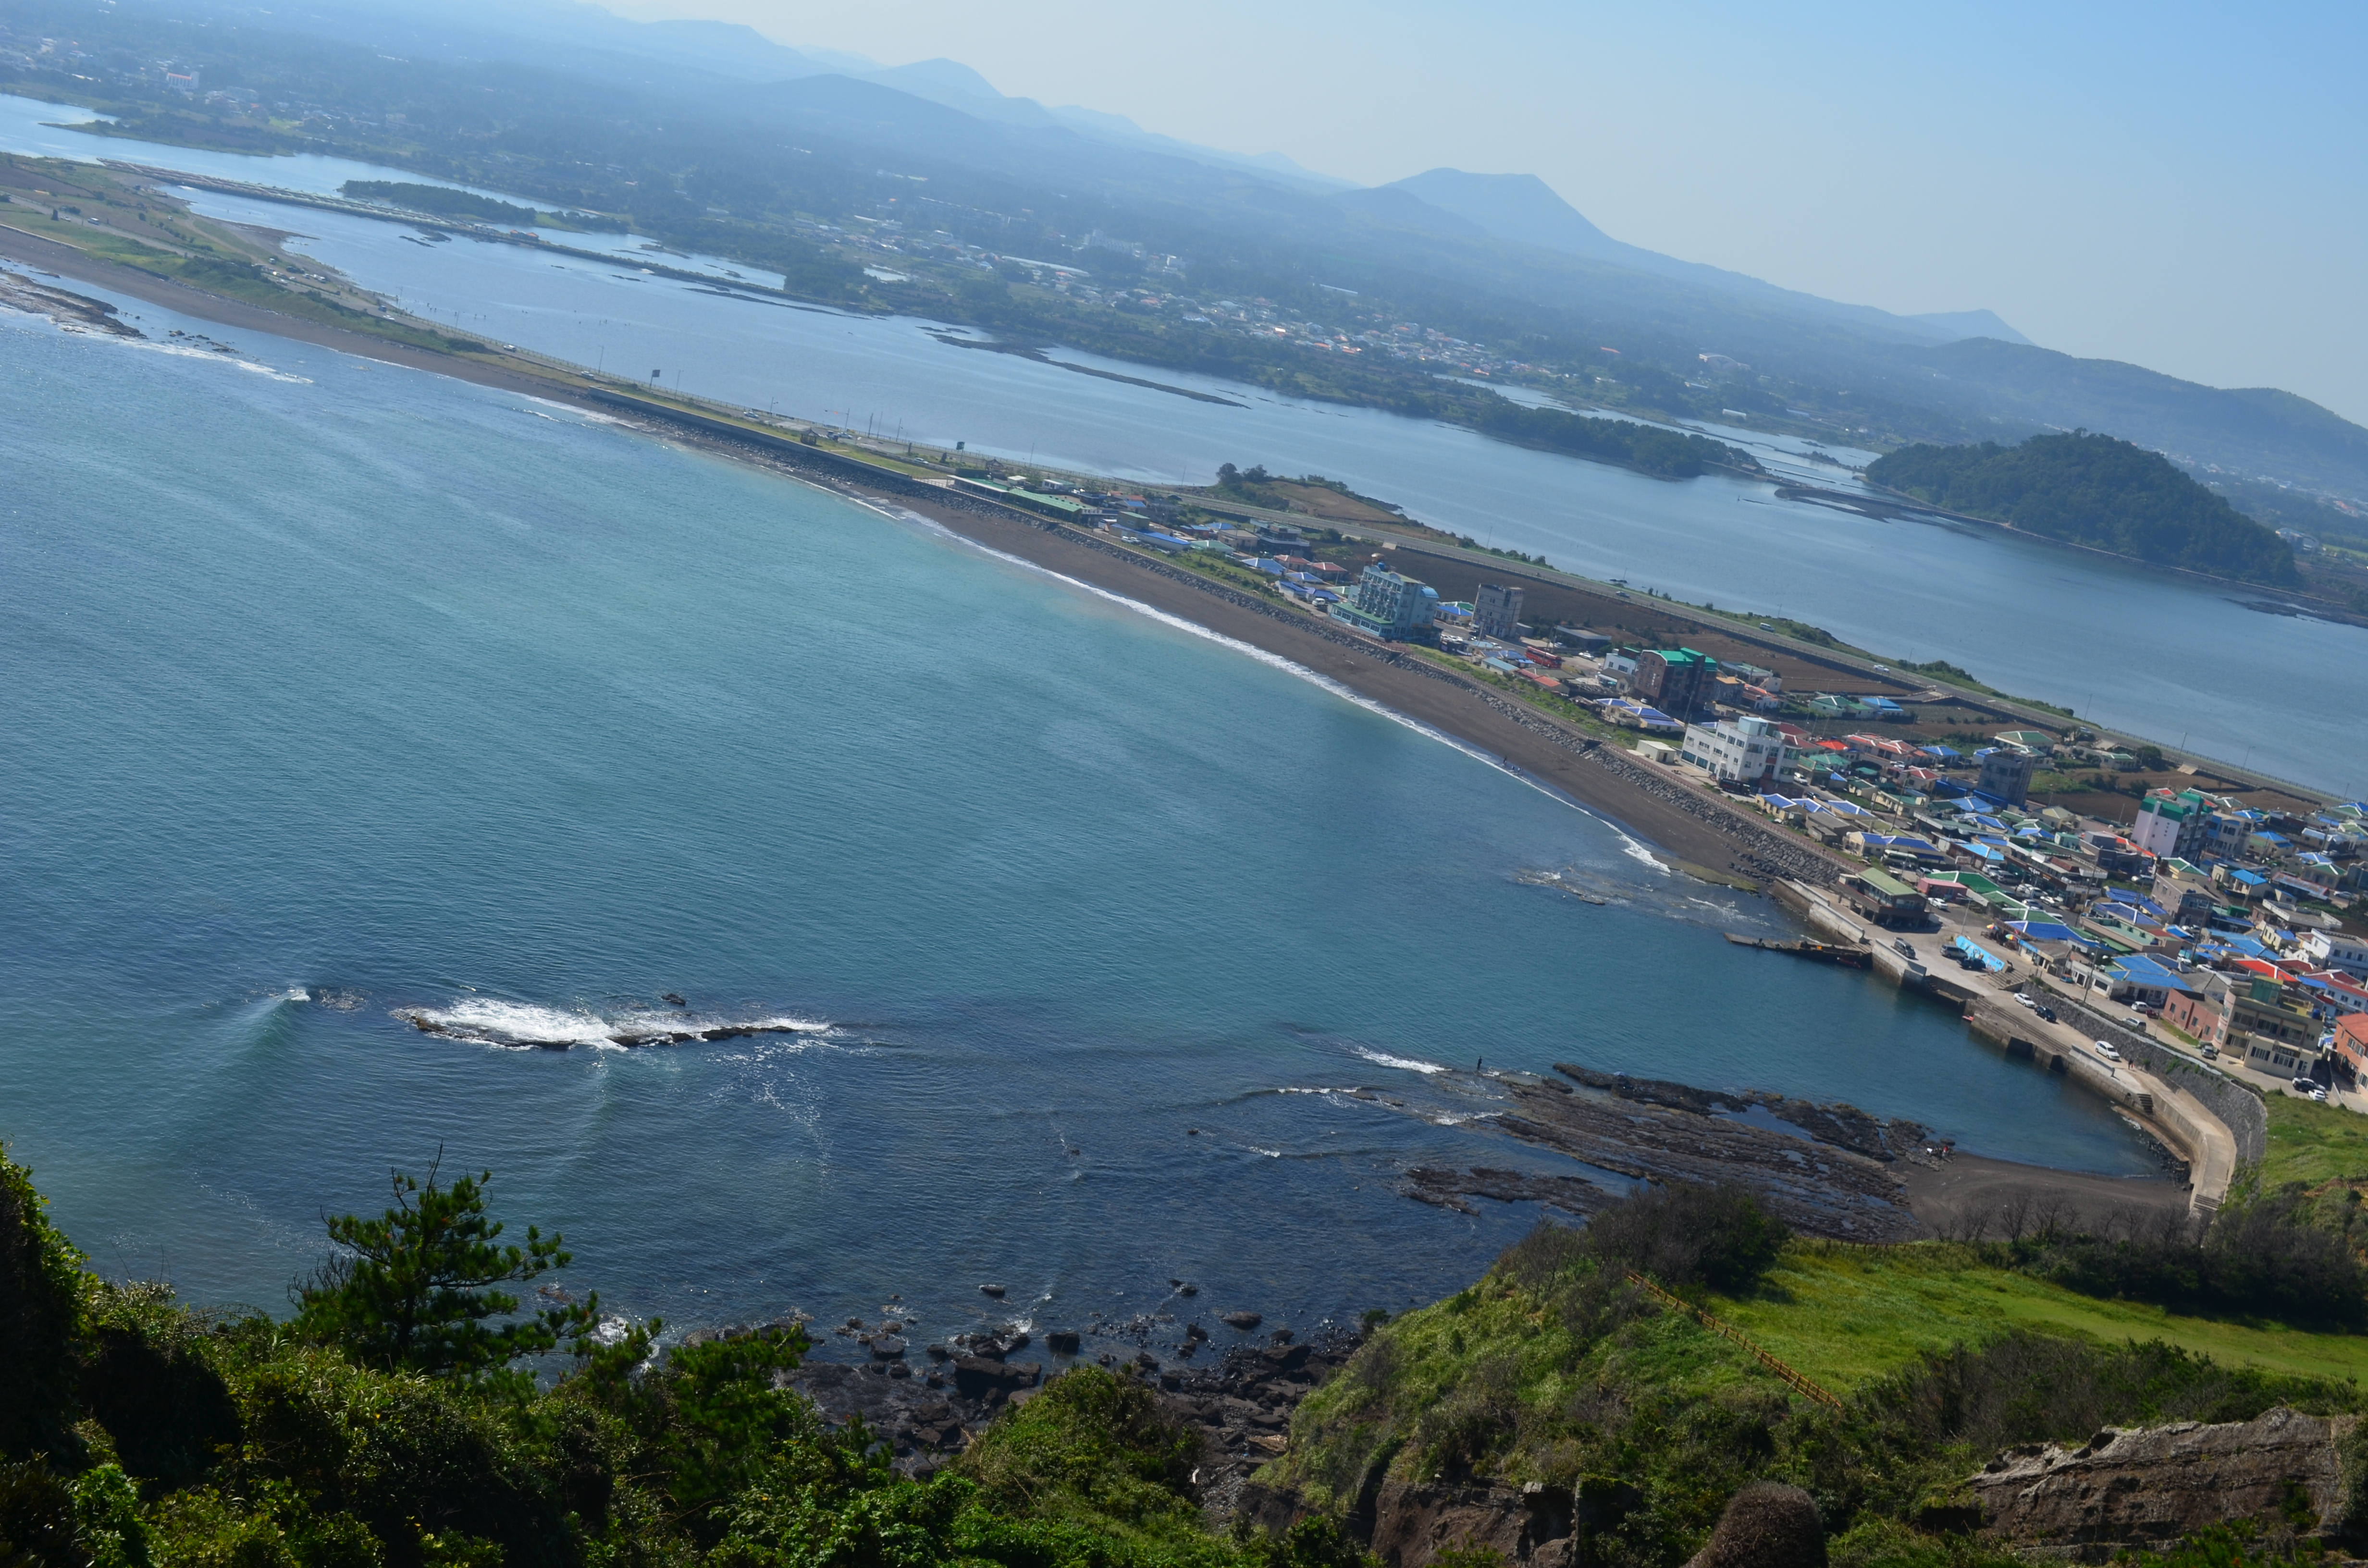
left=2333, top=1013, right=2368, bottom=1082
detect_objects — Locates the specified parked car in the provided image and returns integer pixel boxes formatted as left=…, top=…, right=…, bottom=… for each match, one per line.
left=2092, top=1040, right=2121, bottom=1063
left=2015, top=992, right=2036, bottom=1009
left=2200, top=1044, right=2220, bottom=1060
left=2035, top=1005, right=2057, bottom=1023
left=2294, top=1077, right=2328, bottom=1102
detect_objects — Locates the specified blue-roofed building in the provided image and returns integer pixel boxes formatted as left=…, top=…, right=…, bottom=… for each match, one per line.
left=2218, top=866, right=2270, bottom=900
left=1602, top=699, right=1682, bottom=733
left=2104, top=954, right=2185, bottom=1007
left=1950, top=936, right=2008, bottom=972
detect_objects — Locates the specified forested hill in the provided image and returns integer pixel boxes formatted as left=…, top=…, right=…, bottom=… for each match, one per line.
left=1867, top=432, right=2302, bottom=587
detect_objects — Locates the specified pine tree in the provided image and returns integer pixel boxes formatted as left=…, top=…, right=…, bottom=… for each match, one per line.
left=294, top=1153, right=601, bottom=1389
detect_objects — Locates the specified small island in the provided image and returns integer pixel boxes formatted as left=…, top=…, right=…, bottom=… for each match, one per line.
left=1866, top=431, right=2301, bottom=587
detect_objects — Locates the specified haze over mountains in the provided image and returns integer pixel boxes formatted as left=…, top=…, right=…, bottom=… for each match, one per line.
left=17, top=0, right=2367, bottom=510
left=263, top=0, right=2032, bottom=351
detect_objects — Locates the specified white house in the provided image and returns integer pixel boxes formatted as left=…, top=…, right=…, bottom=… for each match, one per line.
left=2301, top=928, right=2368, bottom=980
left=1679, top=715, right=1791, bottom=786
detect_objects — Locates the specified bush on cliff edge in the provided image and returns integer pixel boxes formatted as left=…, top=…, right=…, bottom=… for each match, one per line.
left=0, top=1143, right=1371, bottom=1568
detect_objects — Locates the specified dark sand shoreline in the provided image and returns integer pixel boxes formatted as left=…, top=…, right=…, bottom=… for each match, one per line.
left=1901, top=1151, right=2188, bottom=1237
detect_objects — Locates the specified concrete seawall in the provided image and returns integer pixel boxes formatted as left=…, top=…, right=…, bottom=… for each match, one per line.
left=1962, top=998, right=2237, bottom=1214
left=2046, top=991, right=2267, bottom=1168
left=1774, top=881, right=2237, bottom=1215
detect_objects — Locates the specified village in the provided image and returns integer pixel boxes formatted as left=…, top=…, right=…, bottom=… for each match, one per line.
left=998, top=482, right=2368, bottom=1119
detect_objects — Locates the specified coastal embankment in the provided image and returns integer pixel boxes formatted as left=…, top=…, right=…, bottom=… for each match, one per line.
left=1773, top=876, right=2243, bottom=1216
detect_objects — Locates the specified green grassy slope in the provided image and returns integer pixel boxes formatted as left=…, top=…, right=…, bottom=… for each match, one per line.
left=1711, top=1242, right=2368, bottom=1390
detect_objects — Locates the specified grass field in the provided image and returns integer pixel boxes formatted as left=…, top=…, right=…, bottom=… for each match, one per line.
left=1711, top=1240, right=2368, bottom=1393
left=2260, top=1094, right=2368, bottom=1189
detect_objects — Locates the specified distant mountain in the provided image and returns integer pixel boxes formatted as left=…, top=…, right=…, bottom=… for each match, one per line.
left=57, top=0, right=2367, bottom=500
left=860, top=58, right=1060, bottom=127
left=1386, top=170, right=1622, bottom=259
left=1907, top=309, right=2028, bottom=345
left=1384, top=167, right=2033, bottom=349
left=1328, top=186, right=1488, bottom=241
left=628, top=16, right=832, bottom=80
left=1867, top=338, right=2368, bottom=500
left=237, top=0, right=839, bottom=87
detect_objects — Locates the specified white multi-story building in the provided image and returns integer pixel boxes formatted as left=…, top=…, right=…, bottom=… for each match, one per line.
left=1678, top=715, right=1791, bottom=786
left=2300, top=929, right=2368, bottom=980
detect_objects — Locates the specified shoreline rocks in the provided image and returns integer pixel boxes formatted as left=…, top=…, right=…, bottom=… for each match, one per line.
left=789, top=1311, right=1360, bottom=1489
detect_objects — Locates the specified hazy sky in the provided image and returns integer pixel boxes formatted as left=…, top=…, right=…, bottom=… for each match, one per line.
left=615, top=0, right=2368, bottom=426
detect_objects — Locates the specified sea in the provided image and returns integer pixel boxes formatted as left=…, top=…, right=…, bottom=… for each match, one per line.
left=0, top=276, right=2168, bottom=1356
left=3, top=96, right=2362, bottom=796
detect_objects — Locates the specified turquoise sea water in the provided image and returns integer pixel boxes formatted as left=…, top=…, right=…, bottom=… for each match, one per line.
left=1, top=284, right=2156, bottom=1352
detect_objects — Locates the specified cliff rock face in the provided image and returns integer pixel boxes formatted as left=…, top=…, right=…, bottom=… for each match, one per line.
left=1364, top=1479, right=1579, bottom=1568
left=1973, top=1406, right=2359, bottom=1556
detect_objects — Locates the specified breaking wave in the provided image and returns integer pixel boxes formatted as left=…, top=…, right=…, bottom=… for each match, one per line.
left=392, top=997, right=830, bottom=1050
left=1352, top=1047, right=1448, bottom=1076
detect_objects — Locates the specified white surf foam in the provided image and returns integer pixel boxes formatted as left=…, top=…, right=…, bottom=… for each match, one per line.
left=393, top=998, right=830, bottom=1049
left=1619, top=834, right=1670, bottom=872
left=1353, top=1048, right=1448, bottom=1076
left=116, top=336, right=312, bottom=382
left=518, top=393, right=628, bottom=427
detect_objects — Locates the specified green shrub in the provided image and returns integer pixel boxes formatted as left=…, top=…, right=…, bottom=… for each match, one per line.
left=1575, top=1184, right=1791, bottom=1295
left=69, top=1464, right=148, bottom=1568
left=0, top=1146, right=87, bottom=1462
left=0, top=1458, right=86, bottom=1568
left=78, top=1285, right=238, bottom=1487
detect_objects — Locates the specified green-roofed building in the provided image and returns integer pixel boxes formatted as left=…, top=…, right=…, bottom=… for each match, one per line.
left=1848, top=865, right=1930, bottom=928
left=1634, top=647, right=1717, bottom=720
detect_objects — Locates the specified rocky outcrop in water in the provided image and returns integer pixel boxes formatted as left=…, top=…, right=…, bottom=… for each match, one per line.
left=1972, top=1407, right=2360, bottom=1556
left=1408, top=1065, right=1933, bottom=1241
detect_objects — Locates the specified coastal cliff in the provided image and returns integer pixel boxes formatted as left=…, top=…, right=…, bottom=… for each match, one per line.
left=11, top=1096, right=2368, bottom=1568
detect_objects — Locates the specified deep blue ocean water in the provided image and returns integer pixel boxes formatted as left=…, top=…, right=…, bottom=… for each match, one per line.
left=1, top=286, right=2156, bottom=1357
